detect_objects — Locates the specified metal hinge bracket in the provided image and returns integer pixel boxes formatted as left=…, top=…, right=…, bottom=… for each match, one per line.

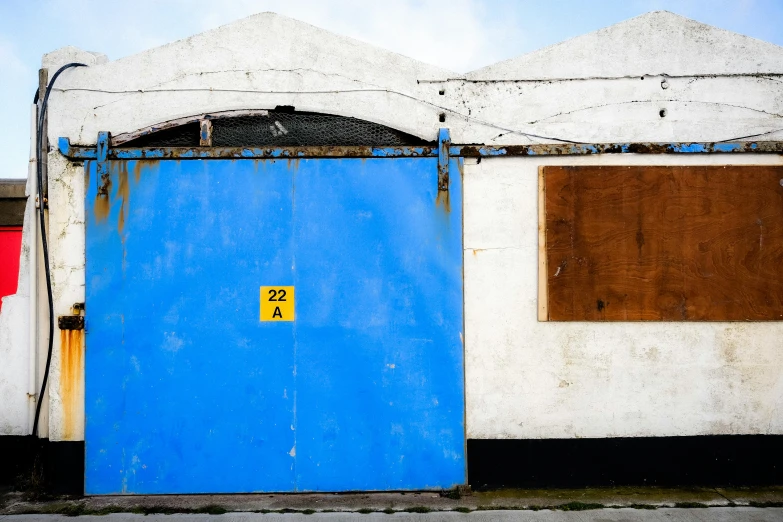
left=437, top=128, right=451, bottom=192
left=58, top=315, right=84, bottom=331
left=96, top=131, right=111, bottom=195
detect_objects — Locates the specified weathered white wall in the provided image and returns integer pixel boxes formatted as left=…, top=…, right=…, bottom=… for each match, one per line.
left=464, top=154, right=783, bottom=439
left=1, top=10, right=782, bottom=441
left=45, top=153, right=86, bottom=441
left=0, top=178, right=31, bottom=435
left=0, top=107, right=48, bottom=437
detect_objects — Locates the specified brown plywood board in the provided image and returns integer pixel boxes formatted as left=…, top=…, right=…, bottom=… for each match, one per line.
left=543, top=165, right=783, bottom=321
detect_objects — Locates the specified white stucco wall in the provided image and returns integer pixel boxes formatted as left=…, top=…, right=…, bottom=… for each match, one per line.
left=0, top=182, right=31, bottom=435
left=1, top=10, right=782, bottom=441
left=464, top=154, right=783, bottom=439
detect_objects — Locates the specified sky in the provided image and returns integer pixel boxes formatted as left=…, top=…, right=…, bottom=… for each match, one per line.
left=1, top=0, right=782, bottom=179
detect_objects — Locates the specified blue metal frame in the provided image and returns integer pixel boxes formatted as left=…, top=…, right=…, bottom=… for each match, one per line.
left=60, top=135, right=783, bottom=162
left=437, top=128, right=451, bottom=191
left=95, top=131, right=110, bottom=194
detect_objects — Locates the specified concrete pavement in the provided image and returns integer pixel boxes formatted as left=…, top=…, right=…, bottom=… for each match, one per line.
left=2, top=508, right=783, bottom=521
left=3, top=487, right=783, bottom=520
left=7, top=486, right=783, bottom=515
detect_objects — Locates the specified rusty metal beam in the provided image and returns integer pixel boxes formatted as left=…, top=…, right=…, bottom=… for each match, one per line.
left=59, top=137, right=783, bottom=161
left=453, top=142, right=783, bottom=156
left=59, top=138, right=439, bottom=159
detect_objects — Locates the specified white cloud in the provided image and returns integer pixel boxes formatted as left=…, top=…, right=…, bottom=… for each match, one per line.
left=0, top=39, right=33, bottom=179
left=183, top=0, right=518, bottom=73
left=0, top=39, right=30, bottom=83
left=38, top=0, right=520, bottom=73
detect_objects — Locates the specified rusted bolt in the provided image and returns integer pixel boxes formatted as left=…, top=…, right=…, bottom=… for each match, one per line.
left=661, top=80, right=669, bottom=89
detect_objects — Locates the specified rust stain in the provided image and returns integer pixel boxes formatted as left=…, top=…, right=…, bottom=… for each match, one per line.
left=131, top=159, right=155, bottom=184
left=59, top=328, right=84, bottom=441
left=436, top=189, right=451, bottom=214
left=285, top=158, right=301, bottom=172
left=95, top=163, right=112, bottom=223
left=117, top=162, right=129, bottom=235
left=626, top=143, right=676, bottom=154
left=94, top=194, right=110, bottom=223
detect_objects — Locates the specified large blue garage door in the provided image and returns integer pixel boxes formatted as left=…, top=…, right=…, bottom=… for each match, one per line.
left=84, top=157, right=465, bottom=493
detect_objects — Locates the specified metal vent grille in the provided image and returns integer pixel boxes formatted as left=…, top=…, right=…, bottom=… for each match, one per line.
left=121, top=111, right=428, bottom=148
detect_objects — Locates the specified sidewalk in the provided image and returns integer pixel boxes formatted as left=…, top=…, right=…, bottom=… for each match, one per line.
left=2, top=508, right=783, bottom=521
left=2, top=486, right=783, bottom=518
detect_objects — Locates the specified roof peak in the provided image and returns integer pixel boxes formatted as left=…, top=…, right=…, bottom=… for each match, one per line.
left=466, top=10, right=783, bottom=80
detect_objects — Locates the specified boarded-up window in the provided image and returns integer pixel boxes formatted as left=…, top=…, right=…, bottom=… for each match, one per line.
left=539, top=165, right=783, bottom=321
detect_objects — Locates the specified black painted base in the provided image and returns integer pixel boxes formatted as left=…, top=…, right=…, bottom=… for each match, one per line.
left=0, top=436, right=83, bottom=495
left=3, top=435, right=780, bottom=494
left=468, top=435, right=783, bottom=488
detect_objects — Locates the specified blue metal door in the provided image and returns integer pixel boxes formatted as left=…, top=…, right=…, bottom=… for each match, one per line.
left=85, top=156, right=464, bottom=493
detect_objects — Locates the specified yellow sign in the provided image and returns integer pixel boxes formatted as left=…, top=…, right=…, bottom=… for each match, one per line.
left=260, top=286, right=295, bottom=321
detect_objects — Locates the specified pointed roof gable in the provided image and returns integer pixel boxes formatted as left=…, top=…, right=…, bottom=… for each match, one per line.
left=53, top=12, right=455, bottom=92
left=467, top=11, right=783, bottom=80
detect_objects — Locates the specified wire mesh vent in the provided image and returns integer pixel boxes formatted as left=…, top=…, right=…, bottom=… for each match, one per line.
left=121, top=111, right=428, bottom=148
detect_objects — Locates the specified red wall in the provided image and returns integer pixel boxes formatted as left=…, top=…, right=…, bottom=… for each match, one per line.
left=0, top=226, right=23, bottom=312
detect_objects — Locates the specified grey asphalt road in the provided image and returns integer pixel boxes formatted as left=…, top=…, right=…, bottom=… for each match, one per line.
left=2, top=508, right=783, bottom=521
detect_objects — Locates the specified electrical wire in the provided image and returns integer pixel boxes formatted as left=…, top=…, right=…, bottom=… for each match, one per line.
left=53, top=79, right=783, bottom=148
left=53, top=86, right=580, bottom=144
left=32, top=62, right=87, bottom=438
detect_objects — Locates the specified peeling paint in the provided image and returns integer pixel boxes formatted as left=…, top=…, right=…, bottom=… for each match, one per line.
left=59, top=138, right=783, bottom=161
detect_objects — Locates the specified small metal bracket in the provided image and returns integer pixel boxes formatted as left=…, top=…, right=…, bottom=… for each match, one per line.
left=58, top=315, right=84, bottom=331
left=199, top=119, right=213, bottom=147
left=96, top=131, right=111, bottom=195
left=437, top=128, right=451, bottom=192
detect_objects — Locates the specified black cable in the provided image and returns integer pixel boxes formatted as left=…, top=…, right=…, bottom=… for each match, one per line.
left=51, top=86, right=580, bottom=144
left=32, top=62, right=86, bottom=438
